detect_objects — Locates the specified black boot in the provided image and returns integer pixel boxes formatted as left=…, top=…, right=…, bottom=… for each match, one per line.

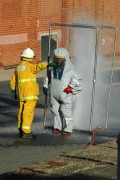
left=22, top=132, right=36, bottom=139
left=17, top=128, right=23, bottom=137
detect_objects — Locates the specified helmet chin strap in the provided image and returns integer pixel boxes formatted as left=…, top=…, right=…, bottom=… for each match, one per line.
left=22, top=57, right=34, bottom=62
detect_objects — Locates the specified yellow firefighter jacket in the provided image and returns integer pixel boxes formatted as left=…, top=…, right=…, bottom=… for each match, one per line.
left=10, top=60, right=47, bottom=101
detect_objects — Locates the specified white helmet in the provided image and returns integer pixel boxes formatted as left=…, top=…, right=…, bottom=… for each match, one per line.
left=53, top=48, right=69, bottom=59
left=20, top=48, right=35, bottom=59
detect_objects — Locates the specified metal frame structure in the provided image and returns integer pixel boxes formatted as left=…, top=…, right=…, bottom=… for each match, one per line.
left=48, top=22, right=118, bottom=132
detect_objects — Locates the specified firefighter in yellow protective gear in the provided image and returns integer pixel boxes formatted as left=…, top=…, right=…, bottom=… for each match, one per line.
left=10, top=48, right=47, bottom=139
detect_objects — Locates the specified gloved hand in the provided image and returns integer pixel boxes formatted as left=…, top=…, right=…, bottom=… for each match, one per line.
left=48, top=62, right=57, bottom=67
left=63, top=85, right=73, bottom=94
left=12, top=90, right=17, bottom=100
left=43, top=87, right=48, bottom=95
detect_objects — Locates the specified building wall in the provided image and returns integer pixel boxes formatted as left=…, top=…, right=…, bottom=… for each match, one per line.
left=0, top=0, right=62, bottom=69
left=0, top=0, right=120, bottom=69
left=62, top=0, right=119, bottom=58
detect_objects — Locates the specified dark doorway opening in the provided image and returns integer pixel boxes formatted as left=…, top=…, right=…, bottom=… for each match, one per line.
left=41, top=35, right=57, bottom=62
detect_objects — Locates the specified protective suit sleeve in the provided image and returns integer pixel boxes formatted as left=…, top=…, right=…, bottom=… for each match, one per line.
left=10, top=72, right=16, bottom=91
left=43, top=76, right=48, bottom=88
left=69, top=76, right=83, bottom=95
left=30, top=62, right=48, bottom=73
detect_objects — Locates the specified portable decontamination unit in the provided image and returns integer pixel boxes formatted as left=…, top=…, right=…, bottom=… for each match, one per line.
left=47, top=23, right=118, bottom=132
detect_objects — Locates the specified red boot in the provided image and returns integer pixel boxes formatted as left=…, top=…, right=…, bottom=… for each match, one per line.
left=61, top=131, right=73, bottom=136
left=52, top=128, right=61, bottom=134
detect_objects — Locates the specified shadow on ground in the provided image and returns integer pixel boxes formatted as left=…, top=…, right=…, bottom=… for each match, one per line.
left=0, top=172, right=115, bottom=180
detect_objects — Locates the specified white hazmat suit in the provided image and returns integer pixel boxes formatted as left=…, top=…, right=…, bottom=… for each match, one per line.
left=43, top=48, right=82, bottom=135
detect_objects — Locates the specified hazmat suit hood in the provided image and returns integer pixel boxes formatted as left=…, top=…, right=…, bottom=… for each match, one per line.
left=53, top=48, right=70, bottom=60
left=53, top=48, right=80, bottom=89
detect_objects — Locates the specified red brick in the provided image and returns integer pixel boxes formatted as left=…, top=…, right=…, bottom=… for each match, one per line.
left=0, top=0, right=120, bottom=69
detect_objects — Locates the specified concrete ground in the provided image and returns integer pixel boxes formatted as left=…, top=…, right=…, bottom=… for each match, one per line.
left=0, top=140, right=118, bottom=180
left=0, top=67, right=119, bottom=179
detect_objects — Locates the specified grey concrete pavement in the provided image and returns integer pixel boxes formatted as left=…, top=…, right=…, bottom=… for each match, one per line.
left=0, top=67, right=119, bottom=179
left=0, top=71, right=90, bottom=175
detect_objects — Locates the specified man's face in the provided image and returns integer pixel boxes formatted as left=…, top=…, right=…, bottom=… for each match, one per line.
left=54, top=57, right=66, bottom=67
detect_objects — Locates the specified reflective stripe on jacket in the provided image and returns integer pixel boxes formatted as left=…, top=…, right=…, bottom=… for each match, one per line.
left=10, top=60, right=47, bottom=101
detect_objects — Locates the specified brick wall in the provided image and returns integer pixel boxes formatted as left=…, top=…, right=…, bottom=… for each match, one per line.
left=63, top=0, right=119, bottom=58
left=0, top=0, right=120, bottom=69
left=0, top=0, right=62, bottom=69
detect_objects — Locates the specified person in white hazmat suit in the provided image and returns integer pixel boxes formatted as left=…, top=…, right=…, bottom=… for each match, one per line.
left=43, top=48, right=82, bottom=136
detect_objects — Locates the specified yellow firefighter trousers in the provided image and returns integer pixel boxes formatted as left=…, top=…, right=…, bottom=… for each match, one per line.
left=18, top=100, right=37, bottom=133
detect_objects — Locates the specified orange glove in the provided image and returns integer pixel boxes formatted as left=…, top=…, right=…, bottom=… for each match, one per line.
left=63, top=85, right=73, bottom=94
